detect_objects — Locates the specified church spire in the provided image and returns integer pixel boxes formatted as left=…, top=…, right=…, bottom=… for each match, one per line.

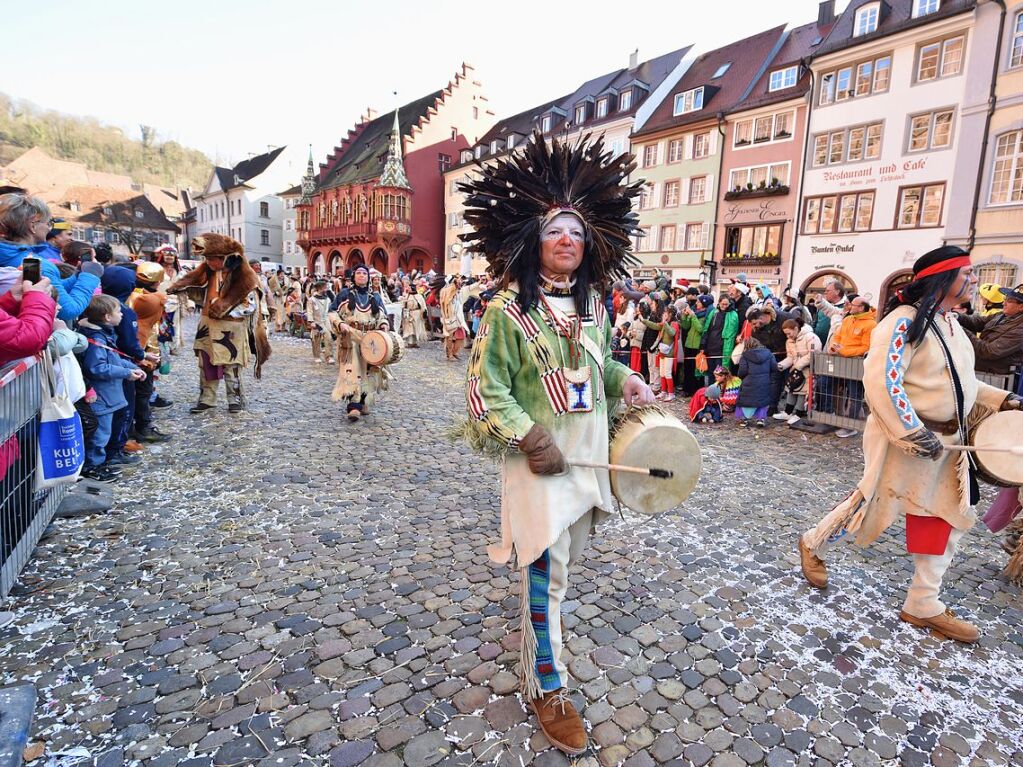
left=379, top=109, right=411, bottom=189
left=300, top=144, right=316, bottom=204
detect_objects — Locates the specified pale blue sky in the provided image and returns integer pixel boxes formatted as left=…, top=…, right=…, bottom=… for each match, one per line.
left=3, top=0, right=845, bottom=180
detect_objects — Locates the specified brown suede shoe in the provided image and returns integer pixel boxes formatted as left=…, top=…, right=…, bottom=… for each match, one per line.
left=899, top=608, right=979, bottom=643
left=123, top=440, right=145, bottom=453
left=798, top=536, right=827, bottom=589
left=529, top=689, right=587, bottom=755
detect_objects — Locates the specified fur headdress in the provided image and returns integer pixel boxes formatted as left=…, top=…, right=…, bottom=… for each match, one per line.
left=458, top=130, right=642, bottom=287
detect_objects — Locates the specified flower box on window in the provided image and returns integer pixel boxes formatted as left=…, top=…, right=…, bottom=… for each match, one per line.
left=721, top=252, right=782, bottom=266
left=723, top=184, right=790, bottom=201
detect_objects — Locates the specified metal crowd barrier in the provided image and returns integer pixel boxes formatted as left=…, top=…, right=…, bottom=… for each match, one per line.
left=807, top=352, right=1019, bottom=432
left=0, top=357, right=68, bottom=598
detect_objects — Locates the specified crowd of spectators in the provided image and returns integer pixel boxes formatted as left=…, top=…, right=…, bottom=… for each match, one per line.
left=0, top=193, right=180, bottom=484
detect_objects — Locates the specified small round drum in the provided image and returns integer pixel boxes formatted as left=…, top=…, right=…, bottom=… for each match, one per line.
left=969, top=410, right=1023, bottom=487
left=361, top=330, right=405, bottom=367
left=609, top=407, right=702, bottom=516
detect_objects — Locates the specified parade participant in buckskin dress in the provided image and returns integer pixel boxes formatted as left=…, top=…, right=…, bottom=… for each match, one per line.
left=329, top=264, right=390, bottom=422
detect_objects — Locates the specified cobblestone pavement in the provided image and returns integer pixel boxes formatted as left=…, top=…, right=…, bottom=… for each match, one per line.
left=2, top=328, right=1022, bottom=767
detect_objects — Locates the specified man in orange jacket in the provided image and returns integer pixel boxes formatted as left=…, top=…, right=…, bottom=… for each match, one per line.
left=828, top=295, right=877, bottom=436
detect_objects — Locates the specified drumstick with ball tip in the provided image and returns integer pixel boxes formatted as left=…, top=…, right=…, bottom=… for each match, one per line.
left=569, top=460, right=674, bottom=479
left=943, top=445, right=1023, bottom=455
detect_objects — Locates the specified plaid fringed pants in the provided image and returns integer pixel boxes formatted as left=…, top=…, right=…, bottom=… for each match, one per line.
left=522, top=509, right=593, bottom=698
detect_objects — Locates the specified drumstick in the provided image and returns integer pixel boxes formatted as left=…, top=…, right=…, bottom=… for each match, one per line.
left=569, top=460, right=674, bottom=479
left=943, top=445, right=1023, bottom=456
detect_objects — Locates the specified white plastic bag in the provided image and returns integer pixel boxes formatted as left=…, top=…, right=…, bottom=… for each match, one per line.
left=53, top=351, right=86, bottom=403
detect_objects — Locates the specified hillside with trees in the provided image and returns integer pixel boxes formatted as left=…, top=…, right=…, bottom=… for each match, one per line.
left=0, top=93, right=211, bottom=189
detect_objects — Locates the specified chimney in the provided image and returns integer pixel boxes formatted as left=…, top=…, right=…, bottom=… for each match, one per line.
left=366, top=108, right=378, bottom=121
left=818, top=0, right=835, bottom=25
left=628, top=48, right=639, bottom=70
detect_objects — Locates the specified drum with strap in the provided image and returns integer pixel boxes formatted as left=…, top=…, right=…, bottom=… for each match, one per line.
left=609, top=406, right=702, bottom=516
left=969, top=410, right=1023, bottom=487
left=361, top=330, right=406, bottom=367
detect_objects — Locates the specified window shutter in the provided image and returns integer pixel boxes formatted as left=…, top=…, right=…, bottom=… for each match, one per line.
left=707, top=131, right=718, bottom=156
left=650, top=182, right=659, bottom=208
left=684, top=135, right=693, bottom=160
left=680, top=178, right=691, bottom=205
left=647, top=225, right=658, bottom=251
left=704, top=175, right=714, bottom=204
left=701, top=223, right=710, bottom=250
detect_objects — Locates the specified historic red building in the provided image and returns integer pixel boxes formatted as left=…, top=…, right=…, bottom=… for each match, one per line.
left=297, top=65, right=493, bottom=275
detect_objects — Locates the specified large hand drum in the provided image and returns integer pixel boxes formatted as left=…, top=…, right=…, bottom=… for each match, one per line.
left=609, top=408, right=702, bottom=515
left=361, top=330, right=405, bottom=367
left=970, top=410, right=1023, bottom=487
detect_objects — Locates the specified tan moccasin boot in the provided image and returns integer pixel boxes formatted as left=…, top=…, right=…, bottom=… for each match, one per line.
left=529, top=689, right=587, bottom=755
left=798, top=536, right=828, bottom=589
left=899, top=608, right=979, bottom=643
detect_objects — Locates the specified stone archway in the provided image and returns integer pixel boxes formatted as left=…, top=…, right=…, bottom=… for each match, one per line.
left=370, top=248, right=389, bottom=274
left=406, top=248, right=432, bottom=275
left=800, top=269, right=857, bottom=298
left=346, top=248, right=365, bottom=271
left=328, top=250, right=342, bottom=274
left=311, top=251, right=325, bottom=275
left=877, top=269, right=913, bottom=319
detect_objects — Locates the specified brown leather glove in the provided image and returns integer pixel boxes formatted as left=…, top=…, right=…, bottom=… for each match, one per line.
left=518, top=424, right=567, bottom=476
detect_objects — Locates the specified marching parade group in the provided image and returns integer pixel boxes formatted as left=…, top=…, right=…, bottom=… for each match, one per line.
left=2, top=128, right=1023, bottom=756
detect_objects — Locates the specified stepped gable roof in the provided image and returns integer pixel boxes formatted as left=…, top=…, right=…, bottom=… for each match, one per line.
left=633, top=25, right=786, bottom=137
left=735, top=19, right=836, bottom=112
left=813, top=0, right=974, bottom=59
left=214, top=146, right=287, bottom=191
left=318, top=90, right=443, bottom=191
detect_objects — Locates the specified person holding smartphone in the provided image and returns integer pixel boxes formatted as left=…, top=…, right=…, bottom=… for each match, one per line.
left=0, top=274, right=57, bottom=365
left=0, top=193, right=103, bottom=322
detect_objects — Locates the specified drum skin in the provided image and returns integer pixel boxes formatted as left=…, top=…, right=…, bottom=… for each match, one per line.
left=361, top=330, right=405, bottom=366
left=609, top=410, right=702, bottom=515
left=970, top=410, right=1023, bottom=487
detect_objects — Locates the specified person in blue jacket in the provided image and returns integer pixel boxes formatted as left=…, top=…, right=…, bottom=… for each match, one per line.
left=76, top=295, right=146, bottom=482
left=0, top=194, right=102, bottom=322
left=735, top=336, right=776, bottom=427
left=101, top=265, right=166, bottom=458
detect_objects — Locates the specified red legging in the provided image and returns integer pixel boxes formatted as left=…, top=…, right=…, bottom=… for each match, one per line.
left=629, top=347, right=642, bottom=373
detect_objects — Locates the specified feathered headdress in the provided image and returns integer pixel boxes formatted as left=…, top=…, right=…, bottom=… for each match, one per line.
left=458, top=130, right=642, bottom=286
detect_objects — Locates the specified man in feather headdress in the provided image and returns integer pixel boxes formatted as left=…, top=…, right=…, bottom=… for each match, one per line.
left=166, top=233, right=271, bottom=414
left=459, top=131, right=655, bottom=754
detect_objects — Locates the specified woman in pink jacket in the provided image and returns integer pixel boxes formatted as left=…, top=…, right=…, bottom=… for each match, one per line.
left=0, top=275, right=57, bottom=366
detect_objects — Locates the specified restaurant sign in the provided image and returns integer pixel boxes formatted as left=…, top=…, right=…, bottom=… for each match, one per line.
left=723, top=199, right=788, bottom=223
left=821, top=156, right=930, bottom=189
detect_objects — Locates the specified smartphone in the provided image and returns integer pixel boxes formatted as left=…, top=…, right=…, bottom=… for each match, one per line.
left=22, top=257, right=41, bottom=284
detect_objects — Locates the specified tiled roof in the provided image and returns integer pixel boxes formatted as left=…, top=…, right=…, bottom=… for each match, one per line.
left=62, top=188, right=179, bottom=232
left=633, top=25, right=787, bottom=137
left=813, top=0, right=974, bottom=59
left=213, top=146, right=287, bottom=192
left=278, top=183, right=303, bottom=197
left=317, top=90, right=444, bottom=191
left=733, top=18, right=836, bottom=112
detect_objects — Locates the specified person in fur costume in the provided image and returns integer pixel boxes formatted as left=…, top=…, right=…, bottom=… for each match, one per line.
left=166, top=233, right=271, bottom=413
left=458, top=131, right=655, bottom=754
left=798, top=246, right=1021, bottom=643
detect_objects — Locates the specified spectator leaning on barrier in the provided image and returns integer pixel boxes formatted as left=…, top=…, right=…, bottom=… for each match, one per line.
left=955, top=283, right=1023, bottom=376
left=0, top=193, right=103, bottom=322
left=829, top=296, right=877, bottom=437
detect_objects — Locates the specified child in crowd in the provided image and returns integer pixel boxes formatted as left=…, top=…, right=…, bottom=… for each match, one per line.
left=735, top=336, right=775, bottom=427
left=76, top=295, right=145, bottom=482
left=642, top=305, right=679, bottom=402
left=689, top=384, right=723, bottom=423
left=774, top=317, right=821, bottom=425
left=712, top=365, right=741, bottom=413
left=612, top=323, right=632, bottom=365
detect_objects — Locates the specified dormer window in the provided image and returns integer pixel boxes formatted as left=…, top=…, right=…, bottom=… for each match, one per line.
left=134, top=208, right=144, bottom=220
left=506, top=135, right=516, bottom=150
left=596, top=98, right=608, bottom=119
left=541, top=114, right=552, bottom=133
left=673, top=87, right=704, bottom=116
left=854, top=2, right=880, bottom=36
left=575, top=105, right=586, bottom=125
left=490, top=140, right=499, bottom=155
left=69, top=201, right=80, bottom=213
left=474, top=145, right=483, bottom=159
left=913, top=0, right=939, bottom=17
left=460, top=149, right=472, bottom=163
left=712, top=63, right=731, bottom=79
left=619, top=89, right=633, bottom=112
left=769, top=66, right=799, bottom=91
